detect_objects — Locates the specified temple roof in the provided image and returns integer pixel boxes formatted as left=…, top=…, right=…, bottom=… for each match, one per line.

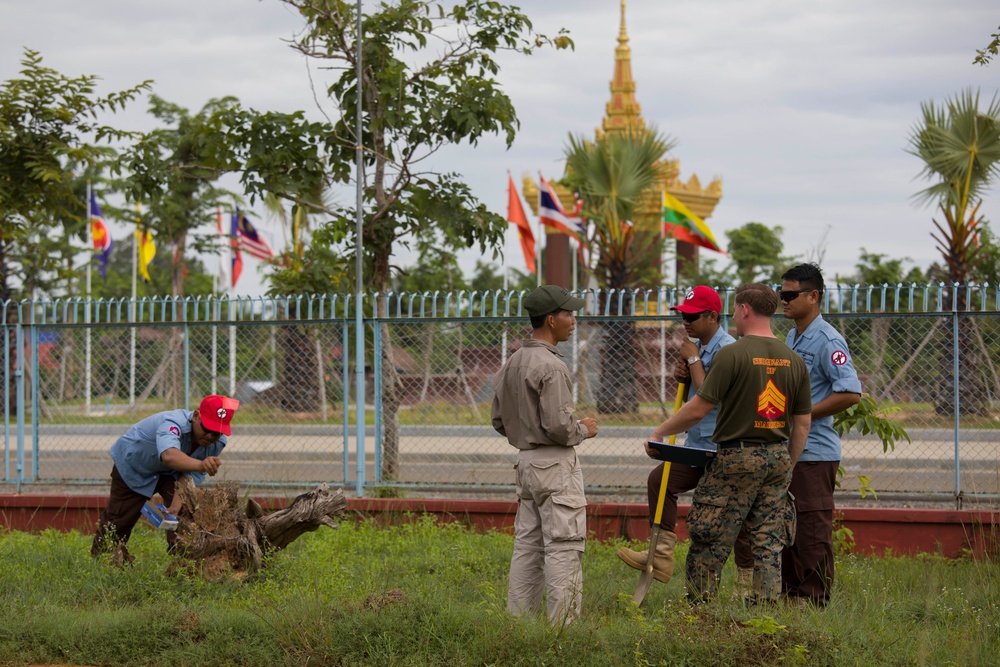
left=600, top=0, right=645, bottom=137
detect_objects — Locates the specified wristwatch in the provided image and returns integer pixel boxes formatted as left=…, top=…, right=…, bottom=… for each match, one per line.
left=686, top=355, right=701, bottom=366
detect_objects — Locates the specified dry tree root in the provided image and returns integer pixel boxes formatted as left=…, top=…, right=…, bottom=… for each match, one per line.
left=171, top=480, right=347, bottom=577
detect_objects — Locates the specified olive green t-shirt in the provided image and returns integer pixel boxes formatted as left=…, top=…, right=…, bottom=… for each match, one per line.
left=697, top=335, right=812, bottom=444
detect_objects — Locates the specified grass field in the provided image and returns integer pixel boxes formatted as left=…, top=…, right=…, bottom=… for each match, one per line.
left=1, top=516, right=997, bottom=666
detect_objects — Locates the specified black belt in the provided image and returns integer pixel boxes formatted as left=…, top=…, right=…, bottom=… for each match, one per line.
left=717, top=439, right=786, bottom=449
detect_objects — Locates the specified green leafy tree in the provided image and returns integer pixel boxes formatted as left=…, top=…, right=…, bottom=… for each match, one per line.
left=0, top=49, right=149, bottom=411
left=0, top=49, right=149, bottom=303
left=563, top=128, right=674, bottom=413
left=269, top=0, right=570, bottom=476
left=725, top=222, right=795, bottom=285
left=115, top=96, right=245, bottom=299
left=907, top=88, right=1000, bottom=415
left=851, top=248, right=925, bottom=286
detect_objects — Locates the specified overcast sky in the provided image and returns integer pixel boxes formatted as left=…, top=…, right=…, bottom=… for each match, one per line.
left=2, top=0, right=998, bottom=294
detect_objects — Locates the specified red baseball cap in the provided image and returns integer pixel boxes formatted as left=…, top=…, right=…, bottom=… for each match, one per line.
left=670, top=286, right=723, bottom=314
left=198, top=395, right=240, bottom=436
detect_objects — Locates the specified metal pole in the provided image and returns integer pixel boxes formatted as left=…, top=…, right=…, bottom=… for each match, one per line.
left=30, top=318, right=38, bottom=481
left=15, top=320, right=24, bottom=492
left=952, top=291, right=961, bottom=509
left=85, top=182, right=92, bottom=418
left=130, top=204, right=139, bottom=406
left=354, top=0, right=367, bottom=496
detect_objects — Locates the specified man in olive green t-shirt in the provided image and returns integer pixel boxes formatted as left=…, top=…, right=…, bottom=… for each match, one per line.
left=647, top=283, right=812, bottom=603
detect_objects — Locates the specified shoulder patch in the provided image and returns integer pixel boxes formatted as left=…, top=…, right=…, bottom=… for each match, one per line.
left=168, top=425, right=181, bottom=437
left=831, top=350, right=848, bottom=366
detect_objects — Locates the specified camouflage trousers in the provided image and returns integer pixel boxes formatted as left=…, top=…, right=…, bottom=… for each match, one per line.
left=685, top=442, right=795, bottom=602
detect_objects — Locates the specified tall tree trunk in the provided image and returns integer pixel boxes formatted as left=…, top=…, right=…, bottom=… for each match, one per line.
left=279, top=305, right=321, bottom=413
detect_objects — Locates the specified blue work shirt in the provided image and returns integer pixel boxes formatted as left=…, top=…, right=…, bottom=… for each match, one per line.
left=683, top=326, right=736, bottom=452
left=785, top=314, right=862, bottom=462
left=110, top=409, right=227, bottom=497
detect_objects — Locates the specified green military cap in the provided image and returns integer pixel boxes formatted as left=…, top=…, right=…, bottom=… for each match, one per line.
left=523, top=285, right=586, bottom=317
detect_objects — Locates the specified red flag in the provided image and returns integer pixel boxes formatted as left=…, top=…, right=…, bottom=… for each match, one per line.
left=507, top=173, right=536, bottom=274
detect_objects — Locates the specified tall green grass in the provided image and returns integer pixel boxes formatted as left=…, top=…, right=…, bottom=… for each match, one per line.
left=1, top=518, right=997, bottom=666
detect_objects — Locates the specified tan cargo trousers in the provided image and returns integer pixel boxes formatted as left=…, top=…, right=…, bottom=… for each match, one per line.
left=507, top=445, right=587, bottom=626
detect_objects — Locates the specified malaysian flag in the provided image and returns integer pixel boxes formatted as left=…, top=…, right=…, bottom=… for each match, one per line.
left=538, top=176, right=582, bottom=238
left=232, top=211, right=274, bottom=261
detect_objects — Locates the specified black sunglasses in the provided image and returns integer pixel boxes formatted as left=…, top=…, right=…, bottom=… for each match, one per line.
left=779, top=289, right=813, bottom=302
left=680, top=310, right=711, bottom=323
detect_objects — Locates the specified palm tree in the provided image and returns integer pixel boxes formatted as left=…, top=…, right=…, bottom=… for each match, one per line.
left=563, top=128, right=674, bottom=413
left=907, top=88, right=1000, bottom=415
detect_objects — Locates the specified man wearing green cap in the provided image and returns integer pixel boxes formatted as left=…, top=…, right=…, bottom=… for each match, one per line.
left=492, top=285, right=599, bottom=626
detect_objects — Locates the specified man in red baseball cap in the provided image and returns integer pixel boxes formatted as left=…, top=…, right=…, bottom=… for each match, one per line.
left=618, top=286, right=741, bottom=587
left=91, top=394, right=239, bottom=562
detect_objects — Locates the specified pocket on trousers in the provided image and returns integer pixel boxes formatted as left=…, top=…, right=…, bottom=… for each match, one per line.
left=780, top=490, right=797, bottom=547
left=526, top=459, right=567, bottom=497
left=548, top=494, right=587, bottom=542
left=686, top=490, right=730, bottom=544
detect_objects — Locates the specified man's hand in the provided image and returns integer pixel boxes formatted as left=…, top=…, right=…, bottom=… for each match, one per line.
left=643, top=440, right=659, bottom=458
left=580, top=418, right=598, bottom=438
left=679, top=339, right=699, bottom=359
left=166, top=497, right=182, bottom=516
left=673, top=359, right=690, bottom=382
left=200, top=456, right=222, bottom=476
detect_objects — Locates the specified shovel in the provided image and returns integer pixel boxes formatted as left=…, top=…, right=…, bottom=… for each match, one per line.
left=632, top=382, right=686, bottom=605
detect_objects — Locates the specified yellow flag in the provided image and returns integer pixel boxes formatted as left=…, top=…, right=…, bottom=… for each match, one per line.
left=136, top=229, right=156, bottom=282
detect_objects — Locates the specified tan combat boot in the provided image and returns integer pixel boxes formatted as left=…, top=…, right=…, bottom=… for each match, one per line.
left=616, top=531, right=677, bottom=584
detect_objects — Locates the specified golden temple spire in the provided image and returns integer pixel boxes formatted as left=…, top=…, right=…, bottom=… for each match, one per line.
left=600, top=0, right=645, bottom=137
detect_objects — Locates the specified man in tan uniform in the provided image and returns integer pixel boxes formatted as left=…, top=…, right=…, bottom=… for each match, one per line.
left=492, top=285, right=599, bottom=625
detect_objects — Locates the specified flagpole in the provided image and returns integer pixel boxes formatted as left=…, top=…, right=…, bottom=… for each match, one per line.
left=129, top=203, right=139, bottom=407
left=535, top=197, right=543, bottom=288
left=211, top=207, right=222, bottom=396
left=501, top=229, right=509, bottom=368
left=84, top=182, right=92, bottom=418
left=228, top=210, right=237, bottom=396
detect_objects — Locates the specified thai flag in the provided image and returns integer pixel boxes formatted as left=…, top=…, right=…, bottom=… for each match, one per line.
left=90, top=192, right=113, bottom=279
left=538, top=176, right=583, bottom=238
left=233, top=211, right=274, bottom=261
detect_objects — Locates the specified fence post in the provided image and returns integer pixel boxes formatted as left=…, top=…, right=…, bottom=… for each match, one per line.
left=14, top=317, right=24, bottom=492
left=373, top=311, right=383, bottom=484
left=342, top=315, right=350, bottom=487
left=30, top=313, right=39, bottom=481
left=951, top=286, right=961, bottom=509
left=3, top=318, right=9, bottom=483
left=354, top=292, right=366, bottom=497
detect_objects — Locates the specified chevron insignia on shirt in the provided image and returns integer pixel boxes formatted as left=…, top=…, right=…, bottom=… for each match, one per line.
left=757, top=380, right=787, bottom=420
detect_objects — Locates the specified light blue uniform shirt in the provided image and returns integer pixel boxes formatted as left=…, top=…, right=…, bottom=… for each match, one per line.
left=110, top=409, right=227, bottom=497
left=683, top=326, right=736, bottom=452
left=785, top=314, right=862, bottom=462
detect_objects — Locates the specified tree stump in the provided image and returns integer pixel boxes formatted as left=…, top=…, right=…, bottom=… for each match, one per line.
left=171, top=479, right=347, bottom=577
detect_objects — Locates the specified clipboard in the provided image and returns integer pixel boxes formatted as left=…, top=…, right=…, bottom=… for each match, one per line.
left=647, top=441, right=715, bottom=467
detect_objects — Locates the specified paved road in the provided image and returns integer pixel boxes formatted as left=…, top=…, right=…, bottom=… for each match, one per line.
left=3, top=425, right=997, bottom=497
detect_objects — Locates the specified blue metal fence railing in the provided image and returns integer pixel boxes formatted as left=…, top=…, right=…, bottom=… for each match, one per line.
left=2, top=284, right=999, bottom=505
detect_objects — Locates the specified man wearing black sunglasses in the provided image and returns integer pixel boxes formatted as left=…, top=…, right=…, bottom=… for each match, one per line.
left=617, top=286, right=736, bottom=587
left=777, top=263, right=861, bottom=607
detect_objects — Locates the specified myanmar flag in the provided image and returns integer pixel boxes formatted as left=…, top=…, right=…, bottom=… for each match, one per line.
left=663, top=192, right=724, bottom=254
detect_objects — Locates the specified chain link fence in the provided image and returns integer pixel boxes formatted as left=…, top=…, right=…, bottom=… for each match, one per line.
left=3, top=287, right=999, bottom=503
